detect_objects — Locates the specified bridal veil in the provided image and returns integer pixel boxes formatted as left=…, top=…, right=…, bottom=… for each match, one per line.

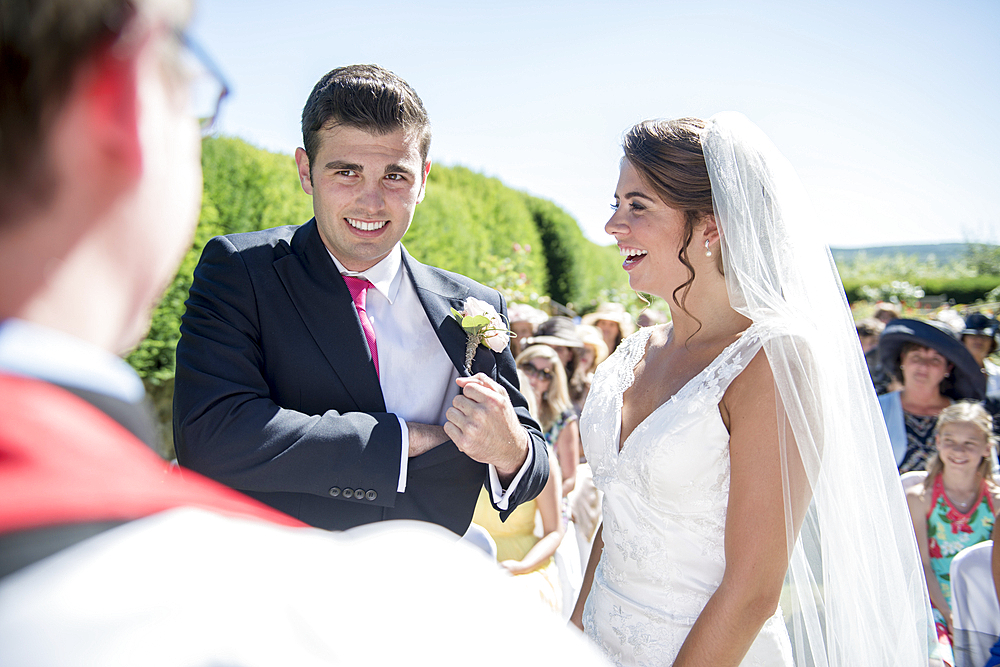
left=703, top=112, right=933, bottom=666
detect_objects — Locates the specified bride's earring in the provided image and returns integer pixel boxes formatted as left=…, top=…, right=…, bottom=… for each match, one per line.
left=705, top=240, right=712, bottom=257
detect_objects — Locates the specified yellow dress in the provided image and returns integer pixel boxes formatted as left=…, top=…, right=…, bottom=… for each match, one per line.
left=472, top=488, right=561, bottom=613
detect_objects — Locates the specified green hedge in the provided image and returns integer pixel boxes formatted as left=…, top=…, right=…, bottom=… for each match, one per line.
left=406, top=165, right=549, bottom=300
left=842, top=275, right=1000, bottom=305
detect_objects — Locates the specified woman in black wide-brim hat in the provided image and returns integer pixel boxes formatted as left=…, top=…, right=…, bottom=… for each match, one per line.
left=878, top=318, right=987, bottom=472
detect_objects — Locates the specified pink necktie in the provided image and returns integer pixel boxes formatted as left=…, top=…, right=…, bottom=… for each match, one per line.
left=342, top=276, right=379, bottom=378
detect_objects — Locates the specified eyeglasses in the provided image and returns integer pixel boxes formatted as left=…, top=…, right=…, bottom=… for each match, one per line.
left=520, top=363, right=553, bottom=381
left=175, top=30, right=230, bottom=135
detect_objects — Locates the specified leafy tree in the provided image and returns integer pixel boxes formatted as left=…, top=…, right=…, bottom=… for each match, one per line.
left=967, top=243, right=1000, bottom=276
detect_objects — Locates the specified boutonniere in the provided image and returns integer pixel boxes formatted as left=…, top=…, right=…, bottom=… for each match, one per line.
left=451, top=297, right=512, bottom=373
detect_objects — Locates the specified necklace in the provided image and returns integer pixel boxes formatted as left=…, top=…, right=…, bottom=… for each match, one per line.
left=944, top=486, right=977, bottom=511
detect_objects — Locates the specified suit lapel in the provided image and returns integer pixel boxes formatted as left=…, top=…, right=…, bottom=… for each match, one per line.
left=402, top=251, right=475, bottom=377
left=273, top=221, right=385, bottom=411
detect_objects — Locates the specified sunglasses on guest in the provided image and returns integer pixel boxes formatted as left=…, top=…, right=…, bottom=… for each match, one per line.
left=520, top=363, right=554, bottom=381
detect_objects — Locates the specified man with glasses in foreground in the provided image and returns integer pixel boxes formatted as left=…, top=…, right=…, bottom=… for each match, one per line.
left=0, top=2, right=606, bottom=663
left=0, top=0, right=298, bottom=543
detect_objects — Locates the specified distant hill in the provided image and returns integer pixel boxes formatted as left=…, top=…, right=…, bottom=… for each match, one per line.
left=830, top=243, right=974, bottom=264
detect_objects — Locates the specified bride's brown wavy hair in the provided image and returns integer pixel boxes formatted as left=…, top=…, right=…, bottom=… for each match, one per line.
left=622, top=118, right=718, bottom=316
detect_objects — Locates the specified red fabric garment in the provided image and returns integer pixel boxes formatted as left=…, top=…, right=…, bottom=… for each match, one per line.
left=0, top=373, right=304, bottom=534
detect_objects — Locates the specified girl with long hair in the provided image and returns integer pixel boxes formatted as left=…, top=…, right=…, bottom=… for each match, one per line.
left=908, top=402, right=999, bottom=662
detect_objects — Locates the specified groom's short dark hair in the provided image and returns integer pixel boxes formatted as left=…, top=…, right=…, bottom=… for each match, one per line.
left=300, top=64, right=431, bottom=172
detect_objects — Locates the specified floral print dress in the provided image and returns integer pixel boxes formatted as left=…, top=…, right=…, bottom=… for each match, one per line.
left=926, top=473, right=996, bottom=659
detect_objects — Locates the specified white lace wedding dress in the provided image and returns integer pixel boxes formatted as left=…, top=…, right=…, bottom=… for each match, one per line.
left=581, top=324, right=792, bottom=667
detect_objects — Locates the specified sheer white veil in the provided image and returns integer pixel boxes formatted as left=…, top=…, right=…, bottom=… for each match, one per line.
left=702, top=112, right=933, bottom=666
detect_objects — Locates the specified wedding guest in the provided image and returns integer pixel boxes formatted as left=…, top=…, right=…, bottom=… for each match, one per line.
left=581, top=302, right=635, bottom=354
left=636, top=308, right=668, bottom=328
left=508, top=302, right=548, bottom=358
left=571, top=114, right=932, bottom=665
left=987, top=521, right=1000, bottom=667
left=879, top=319, right=986, bottom=473
left=525, top=316, right=584, bottom=385
left=874, top=301, right=903, bottom=325
left=567, top=325, right=606, bottom=564
left=571, top=324, right=609, bottom=414
left=961, top=312, right=1000, bottom=396
left=517, top=345, right=580, bottom=498
left=173, top=64, right=548, bottom=534
left=857, top=317, right=883, bottom=354
left=471, top=370, right=566, bottom=614
left=857, top=317, right=892, bottom=394
left=907, top=402, right=999, bottom=664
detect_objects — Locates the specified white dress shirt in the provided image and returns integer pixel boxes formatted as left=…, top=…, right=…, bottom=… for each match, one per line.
left=329, top=244, right=531, bottom=508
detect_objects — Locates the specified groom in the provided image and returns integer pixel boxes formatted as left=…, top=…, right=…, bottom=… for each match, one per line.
left=173, top=64, right=549, bottom=534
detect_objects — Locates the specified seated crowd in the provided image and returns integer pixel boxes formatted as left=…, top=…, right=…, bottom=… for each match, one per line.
left=860, top=304, right=1000, bottom=666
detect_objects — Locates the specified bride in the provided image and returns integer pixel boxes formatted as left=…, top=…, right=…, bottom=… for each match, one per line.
left=569, top=113, right=933, bottom=666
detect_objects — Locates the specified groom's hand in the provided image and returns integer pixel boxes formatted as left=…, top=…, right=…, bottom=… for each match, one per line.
left=445, top=374, right=530, bottom=484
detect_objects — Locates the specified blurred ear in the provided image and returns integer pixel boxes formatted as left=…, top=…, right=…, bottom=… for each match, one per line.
left=81, top=38, right=143, bottom=187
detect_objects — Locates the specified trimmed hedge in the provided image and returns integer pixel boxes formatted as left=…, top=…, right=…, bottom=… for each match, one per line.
left=842, top=275, right=1000, bottom=305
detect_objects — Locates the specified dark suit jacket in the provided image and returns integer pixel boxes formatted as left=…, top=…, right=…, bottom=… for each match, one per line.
left=173, top=220, right=549, bottom=534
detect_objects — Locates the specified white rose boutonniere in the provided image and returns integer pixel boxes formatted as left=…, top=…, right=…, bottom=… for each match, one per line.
left=451, top=297, right=512, bottom=373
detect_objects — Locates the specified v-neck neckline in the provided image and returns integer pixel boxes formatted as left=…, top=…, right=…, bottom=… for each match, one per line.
left=613, top=323, right=758, bottom=457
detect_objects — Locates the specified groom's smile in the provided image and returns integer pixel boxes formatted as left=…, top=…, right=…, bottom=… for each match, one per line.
left=295, top=125, right=431, bottom=272
left=346, top=217, right=389, bottom=232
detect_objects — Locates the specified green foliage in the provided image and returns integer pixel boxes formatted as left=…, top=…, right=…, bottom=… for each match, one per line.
left=836, top=250, right=976, bottom=285
left=967, top=243, right=1000, bottom=276
left=855, top=280, right=925, bottom=304
left=918, top=276, right=1000, bottom=304
left=476, top=243, right=548, bottom=308
left=842, top=276, right=1000, bottom=305
left=522, top=195, right=578, bottom=306
left=836, top=248, right=1000, bottom=305
left=572, top=243, right=639, bottom=313
left=520, top=194, right=632, bottom=311
left=406, top=166, right=548, bottom=291
left=407, top=165, right=629, bottom=311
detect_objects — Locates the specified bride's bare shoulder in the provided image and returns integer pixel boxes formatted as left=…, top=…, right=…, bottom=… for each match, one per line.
left=723, top=346, right=775, bottom=412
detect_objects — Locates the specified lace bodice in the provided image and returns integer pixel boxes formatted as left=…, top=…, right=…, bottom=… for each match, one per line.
left=580, top=324, right=791, bottom=667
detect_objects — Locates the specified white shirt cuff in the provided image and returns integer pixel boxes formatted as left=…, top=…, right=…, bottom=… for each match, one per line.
left=487, top=444, right=534, bottom=511
left=397, top=417, right=409, bottom=493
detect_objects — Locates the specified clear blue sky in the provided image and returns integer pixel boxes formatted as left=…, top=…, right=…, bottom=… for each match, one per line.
left=190, top=0, right=999, bottom=249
